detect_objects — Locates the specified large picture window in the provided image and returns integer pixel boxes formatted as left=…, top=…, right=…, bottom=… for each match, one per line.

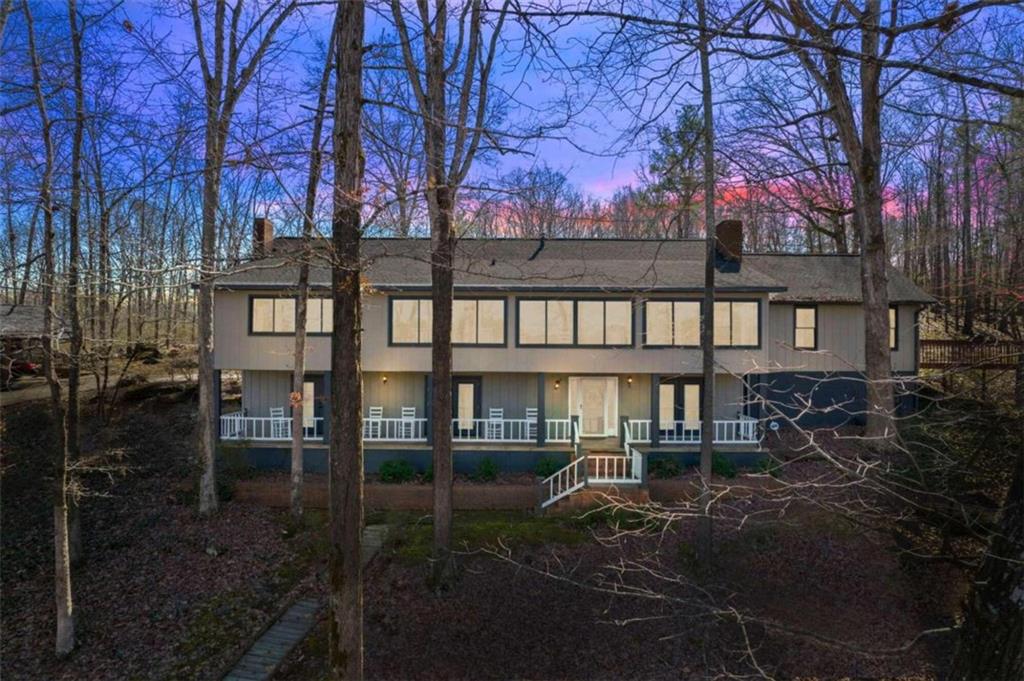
left=389, top=298, right=505, bottom=345
left=794, top=305, right=817, bottom=349
left=643, top=301, right=700, bottom=347
left=250, top=297, right=295, bottom=334
left=713, top=301, right=760, bottom=347
left=516, top=299, right=633, bottom=347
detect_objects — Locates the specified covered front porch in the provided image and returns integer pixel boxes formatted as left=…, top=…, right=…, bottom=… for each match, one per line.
left=217, top=370, right=762, bottom=448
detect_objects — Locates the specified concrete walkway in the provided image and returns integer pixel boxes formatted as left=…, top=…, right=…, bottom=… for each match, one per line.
left=223, top=524, right=389, bottom=681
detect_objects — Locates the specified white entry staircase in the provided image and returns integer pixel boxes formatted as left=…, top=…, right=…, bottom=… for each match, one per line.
left=540, top=420, right=643, bottom=509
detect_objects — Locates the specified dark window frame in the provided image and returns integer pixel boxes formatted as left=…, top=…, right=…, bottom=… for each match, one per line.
left=248, top=295, right=334, bottom=336
left=890, top=305, right=899, bottom=351
left=712, top=299, right=763, bottom=349
left=514, top=297, right=635, bottom=349
left=387, top=296, right=508, bottom=348
left=793, top=304, right=818, bottom=350
left=641, top=299, right=702, bottom=348
left=303, top=297, right=333, bottom=336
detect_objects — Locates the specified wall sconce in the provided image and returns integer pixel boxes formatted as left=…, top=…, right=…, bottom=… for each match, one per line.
left=627, top=376, right=633, bottom=386
left=381, top=375, right=388, bottom=384
left=554, top=379, right=560, bottom=390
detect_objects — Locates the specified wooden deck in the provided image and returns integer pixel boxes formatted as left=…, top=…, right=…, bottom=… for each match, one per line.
left=920, top=339, right=1023, bottom=369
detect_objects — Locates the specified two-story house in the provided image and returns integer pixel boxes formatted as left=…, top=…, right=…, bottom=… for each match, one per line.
left=212, top=221, right=931, bottom=505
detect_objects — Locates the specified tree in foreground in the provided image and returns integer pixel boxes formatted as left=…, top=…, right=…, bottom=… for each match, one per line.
left=23, top=0, right=74, bottom=655
left=290, top=30, right=336, bottom=519
left=188, top=0, right=299, bottom=516
left=327, top=0, right=366, bottom=676
left=389, top=0, right=510, bottom=590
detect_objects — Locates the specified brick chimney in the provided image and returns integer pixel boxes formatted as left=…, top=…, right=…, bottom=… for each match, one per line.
left=253, top=217, right=273, bottom=258
left=715, top=219, right=743, bottom=271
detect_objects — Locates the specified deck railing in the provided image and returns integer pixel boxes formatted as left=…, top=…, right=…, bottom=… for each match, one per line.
left=625, top=417, right=760, bottom=444
left=219, top=413, right=324, bottom=441
left=920, top=339, right=1023, bottom=369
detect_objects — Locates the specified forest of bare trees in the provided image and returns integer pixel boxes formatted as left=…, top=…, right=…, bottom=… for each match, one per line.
left=1, top=0, right=1022, bottom=678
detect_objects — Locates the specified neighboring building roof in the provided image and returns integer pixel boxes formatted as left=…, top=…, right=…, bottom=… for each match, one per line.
left=746, top=254, right=935, bottom=304
left=213, top=237, right=934, bottom=303
left=0, top=304, right=49, bottom=339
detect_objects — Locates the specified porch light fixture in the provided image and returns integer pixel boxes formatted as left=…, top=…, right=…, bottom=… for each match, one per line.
left=554, top=379, right=560, bottom=390
left=382, top=375, right=388, bottom=384
left=627, top=376, right=633, bottom=386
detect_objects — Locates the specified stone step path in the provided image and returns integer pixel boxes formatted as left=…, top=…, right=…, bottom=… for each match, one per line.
left=223, top=524, right=389, bottom=681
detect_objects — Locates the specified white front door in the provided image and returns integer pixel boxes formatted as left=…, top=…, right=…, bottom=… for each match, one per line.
left=568, top=377, right=618, bottom=437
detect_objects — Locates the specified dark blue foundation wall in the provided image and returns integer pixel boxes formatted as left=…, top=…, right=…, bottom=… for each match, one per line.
left=646, top=450, right=766, bottom=469
left=233, top=446, right=571, bottom=475
left=749, top=371, right=920, bottom=428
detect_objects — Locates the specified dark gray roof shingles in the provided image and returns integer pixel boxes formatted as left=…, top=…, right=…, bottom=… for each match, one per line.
left=214, top=237, right=933, bottom=303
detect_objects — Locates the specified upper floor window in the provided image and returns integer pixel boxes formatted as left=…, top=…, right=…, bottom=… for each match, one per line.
left=305, top=298, right=333, bottom=334
left=889, top=307, right=898, bottom=350
left=713, top=301, right=759, bottom=347
left=794, top=305, right=817, bottom=349
left=578, top=300, right=632, bottom=346
left=390, top=297, right=505, bottom=346
left=644, top=301, right=700, bottom=347
left=517, top=299, right=633, bottom=347
left=251, top=297, right=295, bottom=334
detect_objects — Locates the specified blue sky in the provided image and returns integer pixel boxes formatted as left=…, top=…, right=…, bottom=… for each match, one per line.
left=120, top=0, right=657, bottom=200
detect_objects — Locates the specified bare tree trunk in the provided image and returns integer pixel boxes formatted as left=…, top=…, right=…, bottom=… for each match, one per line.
left=25, top=0, right=74, bottom=655
left=190, top=0, right=297, bottom=515
left=696, top=0, right=715, bottom=568
left=856, top=0, right=895, bottom=442
left=196, top=126, right=222, bottom=515
left=328, top=1, right=365, bottom=677
left=291, top=33, right=336, bottom=519
left=960, top=90, right=975, bottom=337
left=430, top=190, right=455, bottom=589
left=66, top=0, right=85, bottom=565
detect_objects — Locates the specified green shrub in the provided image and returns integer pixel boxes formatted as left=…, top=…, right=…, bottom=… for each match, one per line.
left=756, top=455, right=781, bottom=477
left=379, top=460, right=415, bottom=483
left=712, top=453, right=737, bottom=478
left=533, top=457, right=562, bottom=478
left=422, top=464, right=433, bottom=482
left=474, top=457, right=499, bottom=482
left=648, top=458, right=681, bottom=479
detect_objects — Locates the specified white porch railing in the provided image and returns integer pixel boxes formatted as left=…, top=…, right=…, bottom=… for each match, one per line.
left=363, top=417, right=428, bottom=442
left=452, top=418, right=534, bottom=442
left=545, top=418, right=572, bottom=443
left=625, top=417, right=760, bottom=444
left=219, top=413, right=324, bottom=441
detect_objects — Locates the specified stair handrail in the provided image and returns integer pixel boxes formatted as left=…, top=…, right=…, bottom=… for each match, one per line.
left=540, top=455, right=588, bottom=508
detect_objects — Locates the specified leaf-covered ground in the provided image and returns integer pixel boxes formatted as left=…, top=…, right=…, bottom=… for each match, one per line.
left=0, top=388, right=322, bottom=681
left=276, top=503, right=963, bottom=680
